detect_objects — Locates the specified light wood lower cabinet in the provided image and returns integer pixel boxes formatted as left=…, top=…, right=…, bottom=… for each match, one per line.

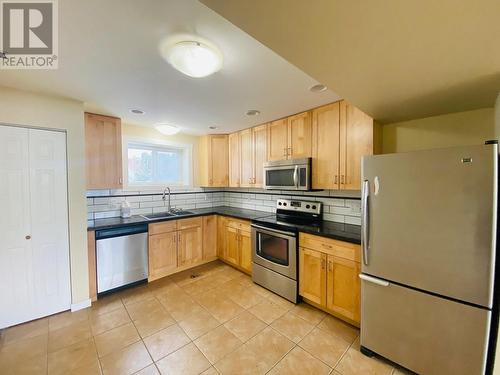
left=202, top=215, right=217, bottom=259
left=239, top=229, right=252, bottom=274
left=149, top=231, right=178, bottom=280
left=299, top=233, right=361, bottom=325
left=326, top=255, right=360, bottom=322
left=178, top=226, right=202, bottom=267
left=148, top=217, right=204, bottom=281
left=87, top=231, right=97, bottom=302
left=298, top=247, right=326, bottom=306
left=218, top=217, right=252, bottom=275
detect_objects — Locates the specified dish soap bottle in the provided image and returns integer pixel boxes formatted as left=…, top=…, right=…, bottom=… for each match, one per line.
left=121, top=200, right=131, bottom=218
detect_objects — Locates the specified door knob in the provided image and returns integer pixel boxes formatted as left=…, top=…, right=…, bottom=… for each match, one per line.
left=25, top=235, right=31, bottom=240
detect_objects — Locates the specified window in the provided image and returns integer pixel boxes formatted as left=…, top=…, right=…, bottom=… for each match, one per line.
left=126, top=140, right=191, bottom=187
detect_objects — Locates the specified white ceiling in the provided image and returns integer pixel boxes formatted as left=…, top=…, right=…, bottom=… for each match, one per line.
left=0, top=0, right=340, bottom=134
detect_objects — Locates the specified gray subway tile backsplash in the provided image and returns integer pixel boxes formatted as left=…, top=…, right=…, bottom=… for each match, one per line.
left=86, top=187, right=361, bottom=225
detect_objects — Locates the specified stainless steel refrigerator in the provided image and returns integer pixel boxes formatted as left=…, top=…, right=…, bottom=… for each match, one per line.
left=360, top=143, right=498, bottom=375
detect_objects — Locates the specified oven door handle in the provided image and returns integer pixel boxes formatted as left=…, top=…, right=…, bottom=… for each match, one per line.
left=293, top=165, right=299, bottom=188
left=251, top=224, right=296, bottom=237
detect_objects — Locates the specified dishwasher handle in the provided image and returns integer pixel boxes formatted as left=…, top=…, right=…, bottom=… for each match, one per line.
left=95, top=224, right=148, bottom=240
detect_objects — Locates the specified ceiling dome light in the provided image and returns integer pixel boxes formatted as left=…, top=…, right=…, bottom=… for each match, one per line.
left=130, top=109, right=145, bottom=114
left=160, top=38, right=223, bottom=78
left=246, top=110, right=260, bottom=116
left=155, top=124, right=180, bottom=135
left=309, top=84, right=327, bottom=93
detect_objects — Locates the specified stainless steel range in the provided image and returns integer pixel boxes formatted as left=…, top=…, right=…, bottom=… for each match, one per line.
left=251, top=199, right=322, bottom=303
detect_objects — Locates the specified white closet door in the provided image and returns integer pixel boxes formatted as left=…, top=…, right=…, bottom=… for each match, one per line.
left=0, top=126, right=71, bottom=328
left=29, top=129, right=71, bottom=319
left=0, top=126, right=33, bottom=327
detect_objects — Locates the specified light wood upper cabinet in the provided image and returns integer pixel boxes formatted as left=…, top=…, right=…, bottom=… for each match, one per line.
left=267, top=119, right=288, bottom=161
left=312, top=100, right=378, bottom=190
left=199, top=134, right=229, bottom=187
left=299, top=247, right=326, bottom=306
left=267, top=112, right=312, bottom=161
left=299, top=232, right=361, bottom=325
left=253, top=124, right=268, bottom=187
left=239, top=128, right=254, bottom=188
left=340, top=100, right=375, bottom=190
left=202, top=215, right=217, bottom=260
left=287, top=111, right=312, bottom=159
left=228, top=132, right=241, bottom=187
left=85, top=113, right=123, bottom=189
left=178, top=225, right=202, bottom=267
left=312, top=102, right=341, bottom=190
left=326, top=255, right=361, bottom=323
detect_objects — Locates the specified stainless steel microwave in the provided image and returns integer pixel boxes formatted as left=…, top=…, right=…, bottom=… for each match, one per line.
left=263, top=158, right=311, bottom=190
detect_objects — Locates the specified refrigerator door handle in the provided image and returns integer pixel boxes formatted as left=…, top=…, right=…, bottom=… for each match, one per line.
left=362, top=179, right=370, bottom=265
left=359, top=273, right=390, bottom=287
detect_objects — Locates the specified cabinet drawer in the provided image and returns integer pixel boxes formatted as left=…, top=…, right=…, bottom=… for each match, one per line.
left=226, top=218, right=251, bottom=232
left=299, top=233, right=360, bottom=262
left=177, top=216, right=202, bottom=230
left=149, top=220, right=177, bottom=235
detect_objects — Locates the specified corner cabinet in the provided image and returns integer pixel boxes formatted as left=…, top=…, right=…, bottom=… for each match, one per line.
left=312, top=100, right=380, bottom=190
left=84, top=113, right=123, bottom=189
left=199, top=134, right=229, bottom=187
left=299, top=233, right=361, bottom=326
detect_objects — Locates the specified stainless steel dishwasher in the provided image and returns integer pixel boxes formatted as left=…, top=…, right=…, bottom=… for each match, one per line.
left=95, top=224, right=148, bottom=294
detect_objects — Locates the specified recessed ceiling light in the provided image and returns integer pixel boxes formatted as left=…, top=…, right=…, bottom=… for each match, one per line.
left=209, top=126, right=218, bottom=130
left=246, top=110, right=260, bottom=116
left=130, top=109, right=145, bottom=114
left=155, top=124, right=180, bottom=135
left=309, top=84, right=327, bottom=93
left=159, top=38, right=223, bottom=78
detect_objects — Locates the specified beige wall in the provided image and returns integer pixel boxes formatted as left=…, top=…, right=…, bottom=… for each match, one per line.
left=0, top=86, right=89, bottom=306
left=122, top=123, right=201, bottom=186
left=382, top=108, right=495, bottom=153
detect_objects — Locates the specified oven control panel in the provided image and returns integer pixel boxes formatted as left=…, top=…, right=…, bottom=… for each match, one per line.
left=276, top=198, right=322, bottom=215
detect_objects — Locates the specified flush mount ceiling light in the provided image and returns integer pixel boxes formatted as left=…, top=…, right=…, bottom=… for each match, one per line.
left=159, top=35, right=223, bottom=78
left=246, top=110, right=260, bottom=116
left=155, top=124, right=180, bottom=135
left=209, top=126, right=218, bottom=130
left=130, top=109, right=145, bottom=114
left=309, top=84, right=328, bottom=93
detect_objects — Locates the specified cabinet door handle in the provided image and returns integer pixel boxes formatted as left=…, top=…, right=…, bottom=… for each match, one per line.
left=334, top=175, right=338, bottom=184
left=119, top=177, right=123, bottom=184
left=288, top=147, right=292, bottom=156
left=341, top=175, right=345, bottom=185
left=321, top=258, right=326, bottom=270
left=328, top=260, right=333, bottom=272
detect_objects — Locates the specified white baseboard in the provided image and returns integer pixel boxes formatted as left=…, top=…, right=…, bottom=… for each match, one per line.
left=71, top=298, right=91, bottom=312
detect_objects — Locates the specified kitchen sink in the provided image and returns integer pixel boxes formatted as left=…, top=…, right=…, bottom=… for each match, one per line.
left=140, top=210, right=194, bottom=220
left=140, top=212, right=176, bottom=220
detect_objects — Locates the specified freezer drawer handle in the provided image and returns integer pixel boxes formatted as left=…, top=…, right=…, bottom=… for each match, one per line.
left=361, top=179, right=370, bottom=265
left=359, top=274, right=390, bottom=287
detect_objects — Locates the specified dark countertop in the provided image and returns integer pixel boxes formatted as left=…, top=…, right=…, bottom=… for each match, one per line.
left=87, top=206, right=271, bottom=231
left=87, top=206, right=361, bottom=244
left=293, top=221, right=361, bottom=244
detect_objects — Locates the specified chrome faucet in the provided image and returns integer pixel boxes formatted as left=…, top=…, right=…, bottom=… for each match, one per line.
left=162, top=187, right=171, bottom=212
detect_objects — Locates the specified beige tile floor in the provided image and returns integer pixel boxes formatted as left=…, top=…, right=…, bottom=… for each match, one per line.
left=0, top=260, right=410, bottom=375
